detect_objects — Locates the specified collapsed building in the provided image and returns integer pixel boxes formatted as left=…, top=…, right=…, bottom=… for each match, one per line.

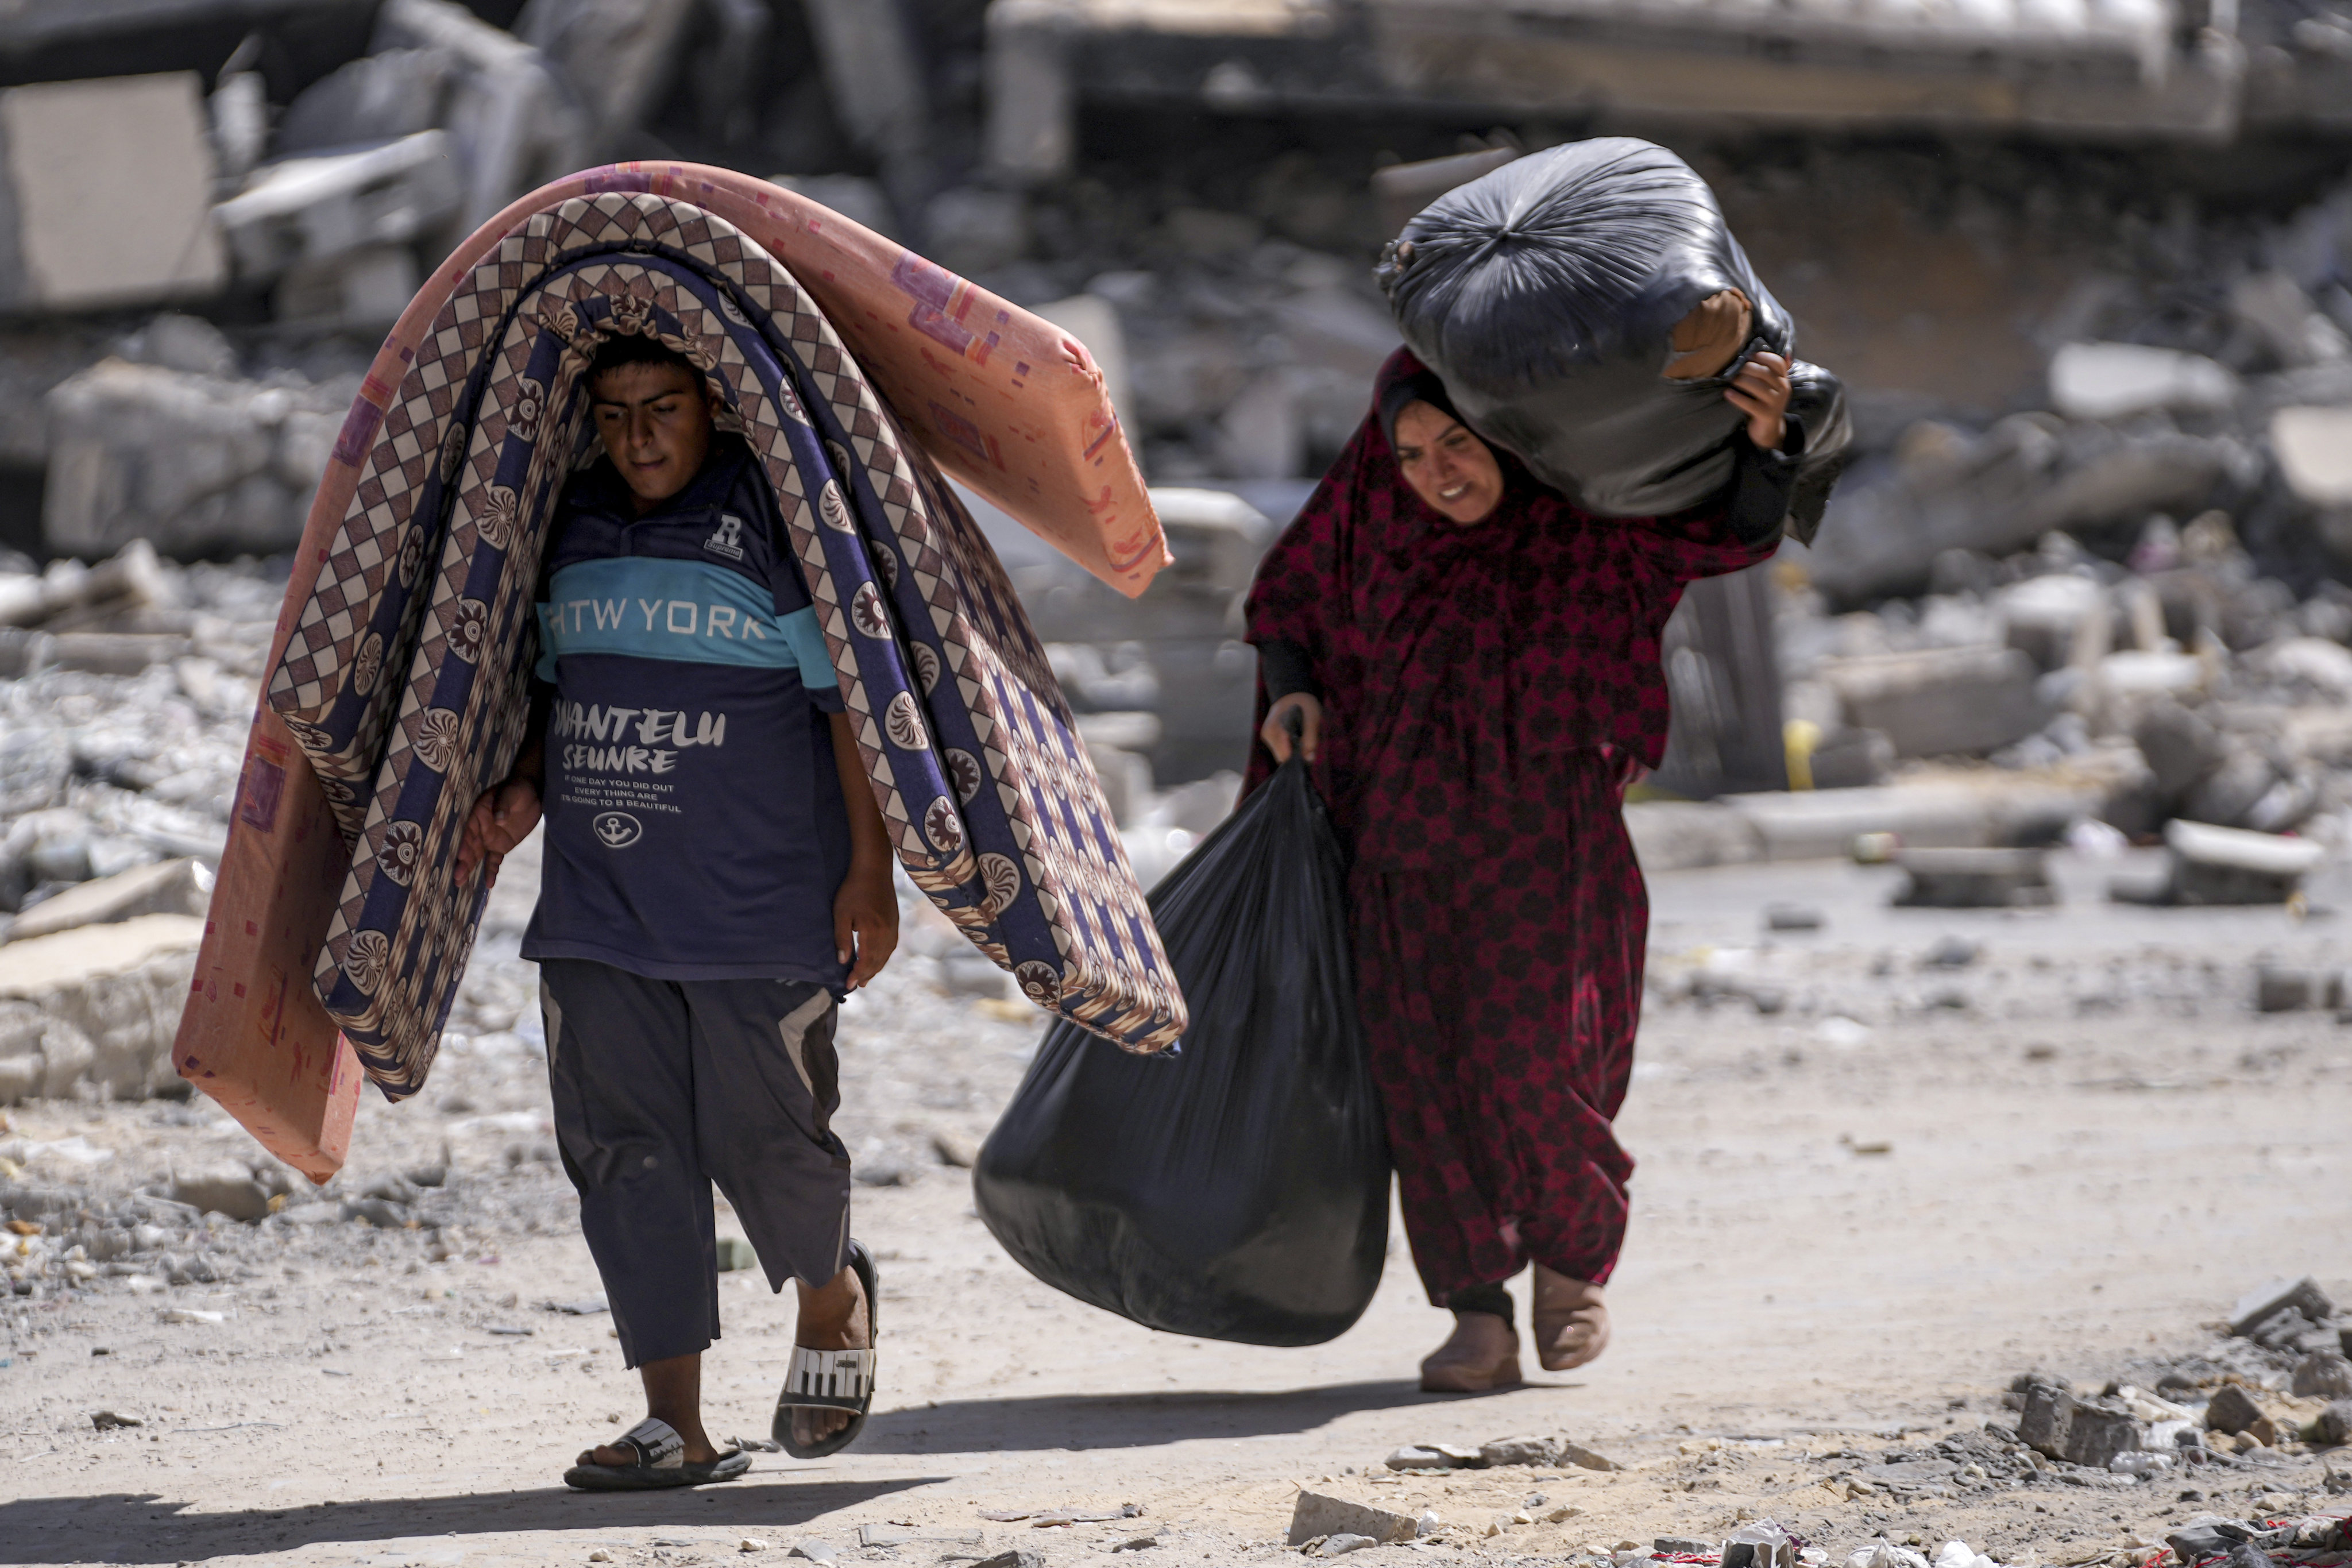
left=0, top=0, right=2346, bottom=1105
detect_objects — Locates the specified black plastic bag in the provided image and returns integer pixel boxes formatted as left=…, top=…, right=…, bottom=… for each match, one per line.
left=1378, top=136, right=1851, bottom=542
left=972, top=757, right=1389, bottom=1346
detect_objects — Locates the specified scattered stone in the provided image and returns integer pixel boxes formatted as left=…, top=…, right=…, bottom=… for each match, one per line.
left=89, top=1408, right=143, bottom=1429
left=1315, top=1536, right=1377, bottom=1558
left=1658, top=1538, right=1720, bottom=1557
left=2317, top=1400, right=2352, bottom=1447
left=964, top=1553, right=1037, bottom=1568
left=856, top=1526, right=911, bottom=1548
left=930, top=1129, right=980, bottom=1169
left=157, top=1307, right=223, bottom=1324
left=2294, top=1354, right=2352, bottom=1399
left=549, top=1295, right=610, bottom=1315
left=2206, top=1383, right=2266, bottom=1435
left=1477, top=1435, right=1562, bottom=1467
left=785, top=1546, right=838, bottom=1563
left=739, top=1540, right=769, bottom=1554
left=2048, top=342, right=2239, bottom=422
left=1895, top=849, right=2054, bottom=909
left=170, top=1167, right=270, bottom=1223
left=1765, top=903, right=1825, bottom=932
left=2123, top=821, right=2327, bottom=907
left=2230, top=1276, right=2336, bottom=1335
left=715, top=1237, right=758, bottom=1272
left=1288, top=1493, right=1418, bottom=1549
left=1562, top=1439, right=1624, bottom=1472
left=1817, top=646, right=2047, bottom=759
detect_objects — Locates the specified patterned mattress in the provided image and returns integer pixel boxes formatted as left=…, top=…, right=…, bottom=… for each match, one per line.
left=263, top=192, right=1187, bottom=1098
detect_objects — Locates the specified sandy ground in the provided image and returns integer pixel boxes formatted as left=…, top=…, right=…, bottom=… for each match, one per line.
left=5, top=844, right=2351, bottom=1568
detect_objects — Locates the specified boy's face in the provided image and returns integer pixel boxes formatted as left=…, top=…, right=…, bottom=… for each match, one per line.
left=590, top=362, right=716, bottom=512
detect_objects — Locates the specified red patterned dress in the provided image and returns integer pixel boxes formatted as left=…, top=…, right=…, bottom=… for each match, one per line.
left=1243, top=349, right=1786, bottom=1303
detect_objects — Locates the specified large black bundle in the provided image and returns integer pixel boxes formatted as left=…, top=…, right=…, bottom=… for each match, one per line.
left=972, top=758, right=1388, bottom=1347
left=1380, top=137, right=1851, bottom=541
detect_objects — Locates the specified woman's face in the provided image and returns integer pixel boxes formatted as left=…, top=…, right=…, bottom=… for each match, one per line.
left=1393, top=401, right=1504, bottom=525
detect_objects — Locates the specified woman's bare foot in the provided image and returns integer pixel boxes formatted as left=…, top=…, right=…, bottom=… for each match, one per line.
left=1531, top=1266, right=1609, bottom=1371
left=1419, top=1311, right=1523, bottom=1393
left=789, top=1264, right=870, bottom=1448
left=577, top=1354, right=724, bottom=1467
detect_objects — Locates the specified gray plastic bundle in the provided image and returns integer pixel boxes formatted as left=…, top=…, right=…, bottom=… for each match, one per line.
left=1378, top=137, right=1850, bottom=541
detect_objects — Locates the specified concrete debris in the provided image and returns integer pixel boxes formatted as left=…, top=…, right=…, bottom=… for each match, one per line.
left=44, top=357, right=348, bottom=558
left=1816, top=647, right=2047, bottom=759
left=1287, top=1493, right=1418, bottom=1548
left=2049, top=343, right=2240, bottom=423
left=1893, top=849, right=2055, bottom=909
left=6, top=859, right=211, bottom=944
left=2113, top=820, right=2327, bottom=906
left=0, top=74, right=226, bottom=314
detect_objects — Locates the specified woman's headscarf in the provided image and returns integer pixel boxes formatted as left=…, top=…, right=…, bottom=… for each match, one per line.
left=1375, top=356, right=1465, bottom=453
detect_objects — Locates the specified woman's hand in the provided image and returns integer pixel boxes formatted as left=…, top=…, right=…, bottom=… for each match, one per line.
left=452, top=776, right=541, bottom=890
left=1726, top=350, right=1794, bottom=451
left=1260, top=693, right=1324, bottom=764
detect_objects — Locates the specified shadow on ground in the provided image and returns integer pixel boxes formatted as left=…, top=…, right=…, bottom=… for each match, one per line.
left=0, top=1478, right=939, bottom=1565
left=857, top=1377, right=1543, bottom=1453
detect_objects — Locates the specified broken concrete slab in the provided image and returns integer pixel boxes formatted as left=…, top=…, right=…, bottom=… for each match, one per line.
left=2020, top=1385, right=2142, bottom=1467
left=171, top=1164, right=272, bottom=1223
left=0, top=913, right=203, bottom=1102
left=2205, top=1382, right=2265, bottom=1435
left=1288, top=1493, right=1417, bottom=1548
left=2048, top=342, right=2239, bottom=422
left=1721, top=777, right=2104, bottom=864
left=372, top=0, right=587, bottom=235
left=1891, top=848, right=2056, bottom=909
left=2119, top=818, right=2328, bottom=906
left=516, top=0, right=698, bottom=154
left=1624, top=801, right=1766, bottom=873
left=6, top=859, right=211, bottom=944
left=2230, top=1276, right=2337, bottom=1337
left=43, top=359, right=345, bottom=558
left=214, top=131, right=464, bottom=281
left=1818, top=646, right=2046, bottom=759
left=0, top=73, right=226, bottom=312
left=2273, top=406, right=2352, bottom=508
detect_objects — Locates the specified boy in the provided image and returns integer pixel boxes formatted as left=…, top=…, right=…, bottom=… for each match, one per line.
left=454, top=333, right=899, bottom=1488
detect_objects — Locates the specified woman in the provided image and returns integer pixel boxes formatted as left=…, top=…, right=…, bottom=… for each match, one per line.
left=1243, top=343, right=1801, bottom=1392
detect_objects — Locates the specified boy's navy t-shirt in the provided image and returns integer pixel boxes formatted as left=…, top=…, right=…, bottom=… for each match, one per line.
left=520, top=435, right=852, bottom=986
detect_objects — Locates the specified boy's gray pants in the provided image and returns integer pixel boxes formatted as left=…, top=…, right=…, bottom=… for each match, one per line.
left=539, top=958, right=852, bottom=1368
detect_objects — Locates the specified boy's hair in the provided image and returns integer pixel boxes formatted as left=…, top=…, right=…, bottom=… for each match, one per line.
left=586, top=333, right=702, bottom=396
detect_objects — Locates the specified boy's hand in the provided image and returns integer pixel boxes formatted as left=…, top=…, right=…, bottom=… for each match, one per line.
left=453, top=777, right=542, bottom=890
left=1726, top=350, right=1794, bottom=451
left=833, top=863, right=899, bottom=991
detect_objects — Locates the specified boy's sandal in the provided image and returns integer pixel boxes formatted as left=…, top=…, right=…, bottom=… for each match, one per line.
left=773, top=1239, right=879, bottom=1460
left=563, top=1416, right=751, bottom=1490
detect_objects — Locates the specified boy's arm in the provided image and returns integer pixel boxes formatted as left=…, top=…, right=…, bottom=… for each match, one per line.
left=453, top=683, right=551, bottom=889
left=828, top=710, right=899, bottom=990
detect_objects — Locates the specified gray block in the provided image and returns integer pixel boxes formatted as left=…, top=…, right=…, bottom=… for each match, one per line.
left=6, top=858, right=210, bottom=943
left=2204, top=1383, right=2264, bottom=1435
left=1893, top=847, right=2055, bottom=908
left=1820, top=646, right=2047, bottom=758
left=0, top=73, right=225, bottom=311
left=1288, top=1493, right=1418, bottom=1548
left=2231, top=1276, right=2337, bottom=1335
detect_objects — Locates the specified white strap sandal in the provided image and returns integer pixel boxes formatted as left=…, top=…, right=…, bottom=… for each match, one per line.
left=774, top=1239, right=879, bottom=1458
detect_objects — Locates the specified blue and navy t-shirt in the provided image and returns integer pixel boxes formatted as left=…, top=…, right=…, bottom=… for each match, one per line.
left=519, top=435, right=853, bottom=986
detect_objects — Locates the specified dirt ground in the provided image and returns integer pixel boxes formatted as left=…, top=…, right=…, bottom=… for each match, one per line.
left=5, top=843, right=2351, bottom=1568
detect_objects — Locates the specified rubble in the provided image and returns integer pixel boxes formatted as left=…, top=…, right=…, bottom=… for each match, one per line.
left=0, top=74, right=226, bottom=312
left=1892, top=848, right=2056, bottom=909
left=1287, top=1492, right=1418, bottom=1548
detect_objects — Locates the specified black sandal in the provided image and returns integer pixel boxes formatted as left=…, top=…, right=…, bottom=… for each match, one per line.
left=772, top=1239, right=878, bottom=1459
left=563, top=1416, right=751, bottom=1490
